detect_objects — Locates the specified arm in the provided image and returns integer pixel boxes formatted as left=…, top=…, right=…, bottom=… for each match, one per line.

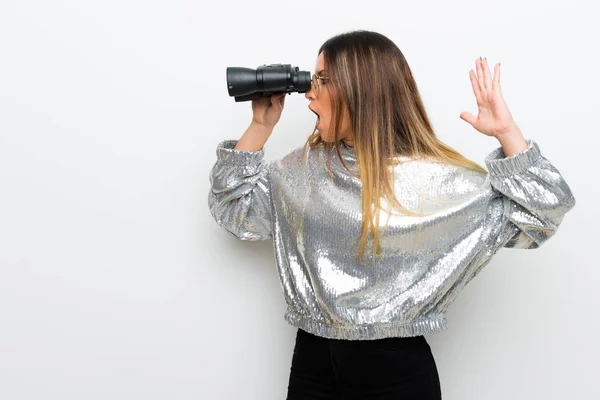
left=208, top=138, right=274, bottom=241
left=459, top=57, right=576, bottom=248
left=208, top=92, right=286, bottom=240
left=484, top=137, right=576, bottom=249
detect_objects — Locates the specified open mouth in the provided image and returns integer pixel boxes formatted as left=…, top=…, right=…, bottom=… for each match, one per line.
left=309, top=108, right=320, bottom=128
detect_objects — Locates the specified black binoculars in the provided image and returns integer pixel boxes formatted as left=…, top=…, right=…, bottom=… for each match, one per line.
left=226, top=64, right=311, bottom=102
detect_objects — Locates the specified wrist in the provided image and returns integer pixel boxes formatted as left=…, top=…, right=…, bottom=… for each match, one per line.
left=233, top=122, right=273, bottom=151
left=249, top=120, right=275, bottom=135
left=494, top=122, right=522, bottom=140
left=494, top=126, right=528, bottom=157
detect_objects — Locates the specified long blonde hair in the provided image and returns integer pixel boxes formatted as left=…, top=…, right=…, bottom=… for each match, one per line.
left=303, top=30, right=488, bottom=264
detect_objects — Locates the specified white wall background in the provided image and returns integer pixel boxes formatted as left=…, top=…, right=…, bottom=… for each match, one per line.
left=0, top=0, right=597, bottom=399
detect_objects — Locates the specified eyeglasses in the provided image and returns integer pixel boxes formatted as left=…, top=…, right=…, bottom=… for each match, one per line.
left=310, top=73, right=330, bottom=96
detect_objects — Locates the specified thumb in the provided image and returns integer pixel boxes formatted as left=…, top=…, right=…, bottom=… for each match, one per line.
left=459, top=112, right=476, bottom=127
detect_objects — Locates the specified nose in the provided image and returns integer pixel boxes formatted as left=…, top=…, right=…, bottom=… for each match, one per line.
left=305, top=87, right=315, bottom=101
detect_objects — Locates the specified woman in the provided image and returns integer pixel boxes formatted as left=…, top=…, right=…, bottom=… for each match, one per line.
left=208, top=30, right=575, bottom=399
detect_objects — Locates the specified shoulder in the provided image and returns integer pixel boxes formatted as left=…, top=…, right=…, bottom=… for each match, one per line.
left=395, top=158, right=488, bottom=201
left=272, top=142, right=325, bottom=172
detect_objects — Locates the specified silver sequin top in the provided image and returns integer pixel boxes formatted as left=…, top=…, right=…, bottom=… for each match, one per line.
left=208, top=138, right=575, bottom=340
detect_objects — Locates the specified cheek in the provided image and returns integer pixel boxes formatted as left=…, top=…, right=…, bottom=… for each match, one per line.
left=320, top=107, right=331, bottom=124
left=321, top=115, right=332, bottom=132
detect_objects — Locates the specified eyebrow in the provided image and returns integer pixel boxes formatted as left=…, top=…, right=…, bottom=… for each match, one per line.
left=316, top=69, right=327, bottom=75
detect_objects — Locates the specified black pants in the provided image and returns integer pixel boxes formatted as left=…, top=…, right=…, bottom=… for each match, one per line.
left=286, top=328, right=442, bottom=400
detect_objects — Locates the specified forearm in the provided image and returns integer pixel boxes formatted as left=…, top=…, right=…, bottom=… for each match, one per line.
left=495, top=125, right=528, bottom=157
left=233, top=121, right=274, bottom=151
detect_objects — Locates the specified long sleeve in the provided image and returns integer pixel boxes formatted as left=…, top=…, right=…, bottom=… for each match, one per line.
left=208, top=139, right=274, bottom=241
left=484, top=138, right=576, bottom=249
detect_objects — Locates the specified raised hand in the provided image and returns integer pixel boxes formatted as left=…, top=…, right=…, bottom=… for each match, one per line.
left=251, top=93, right=287, bottom=129
left=460, top=57, right=519, bottom=138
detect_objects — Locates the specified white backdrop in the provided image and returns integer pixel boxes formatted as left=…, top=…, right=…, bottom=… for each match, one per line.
left=1, top=1, right=597, bottom=399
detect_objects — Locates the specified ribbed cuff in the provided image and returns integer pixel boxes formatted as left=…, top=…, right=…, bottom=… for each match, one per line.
left=484, top=139, right=542, bottom=176
left=216, top=139, right=265, bottom=165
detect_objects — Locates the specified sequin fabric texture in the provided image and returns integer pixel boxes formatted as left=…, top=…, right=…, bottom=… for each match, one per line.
left=208, top=138, right=575, bottom=340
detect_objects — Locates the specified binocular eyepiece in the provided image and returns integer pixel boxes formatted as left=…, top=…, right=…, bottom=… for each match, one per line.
left=226, top=64, right=311, bottom=102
